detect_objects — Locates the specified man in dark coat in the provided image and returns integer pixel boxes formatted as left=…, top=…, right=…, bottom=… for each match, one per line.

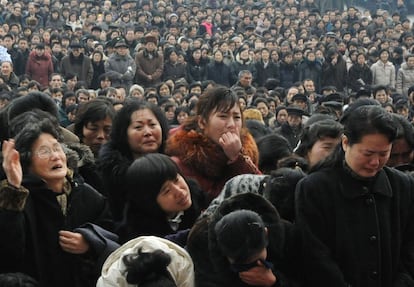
left=3, top=33, right=25, bottom=76
left=60, top=42, right=94, bottom=87
left=321, top=47, right=348, bottom=93
left=254, top=48, right=280, bottom=88
left=274, top=106, right=305, bottom=149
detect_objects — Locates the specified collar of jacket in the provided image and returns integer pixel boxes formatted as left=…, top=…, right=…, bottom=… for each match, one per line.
left=166, top=125, right=258, bottom=178
left=338, top=167, right=393, bottom=199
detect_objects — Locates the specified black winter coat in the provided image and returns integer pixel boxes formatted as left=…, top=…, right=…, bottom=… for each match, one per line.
left=296, top=165, right=414, bottom=287
left=97, top=141, right=133, bottom=222
left=163, top=61, right=187, bottom=82
left=118, top=179, right=205, bottom=243
left=187, top=193, right=304, bottom=287
left=254, top=60, right=280, bottom=87
left=186, top=58, right=208, bottom=83
left=297, top=60, right=322, bottom=93
left=274, top=123, right=303, bottom=150
left=279, top=61, right=297, bottom=89
left=321, top=56, right=348, bottom=92
left=348, top=63, right=373, bottom=93
left=206, top=60, right=232, bottom=87
left=230, top=59, right=256, bottom=86
left=0, top=174, right=115, bottom=287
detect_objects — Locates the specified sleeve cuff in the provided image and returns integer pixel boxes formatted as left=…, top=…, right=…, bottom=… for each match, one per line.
left=0, top=180, right=29, bottom=211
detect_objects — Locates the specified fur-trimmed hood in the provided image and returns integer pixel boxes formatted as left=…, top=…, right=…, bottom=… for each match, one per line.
left=97, top=236, right=194, bottom=287
left=165, top=126, right=259, bottom=179
left=64, top=142, right=96, bottom=172
left=97, top=141, right=133, bottom=173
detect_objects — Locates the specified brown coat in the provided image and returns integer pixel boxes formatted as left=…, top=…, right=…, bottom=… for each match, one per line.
left=166, top=124, right=260, bottom=202
left=134, top=49, right=163, bottom=87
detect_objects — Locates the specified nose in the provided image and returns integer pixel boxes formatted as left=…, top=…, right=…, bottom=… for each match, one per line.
left=96, top=128, right=105, bottom=139
left=227, top=117, right=236, bottom=129
left=143, top=125, right=152, bottom=136
left=50, top=149, right=61, bottom=159
left=369, top=155, right=380, bottom=166
left=172, top=184, right=186, bottom=198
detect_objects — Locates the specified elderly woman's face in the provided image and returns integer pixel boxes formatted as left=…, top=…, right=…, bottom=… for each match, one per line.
left=29, top=133, right=67, bottom=183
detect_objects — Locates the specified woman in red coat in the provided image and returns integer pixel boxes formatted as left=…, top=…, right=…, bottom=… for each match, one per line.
left=166, top=86, right=261, bottom=203
left=25, top=43, right=53, bottom=89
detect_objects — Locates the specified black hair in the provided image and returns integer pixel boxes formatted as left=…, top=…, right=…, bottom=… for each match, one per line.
left=295, top=119, right=343, bottom=157
left=195, top=86, right=240, bottom=125
left=392, top=113, right=414, bottom=147
left=245, top=120, right=271, bottom=141
left=123, top=248, right=176, bottom=287
left=372, top=85, right=388, bottom=97
left=7, top=91, right=59, bottom=119
left=312, top=105, right=398, bottom=172
left=253, top=97, right=269, bottom=107
left=263, top=167, right=306, bottom=221
left=109, top=99, right=169, bottom=158
left=256, top=134, right=292, bottom=174
left=0, top=273, right=38, bottom=287
left=62, top=91, right=76, bottom=109
left=126, top=153, right=179, bottom=210
left=14, top=120, right=61, bottom=172
left=74, top=97, right=116, bottom=141
left=214, top=209, right=267, bottom=263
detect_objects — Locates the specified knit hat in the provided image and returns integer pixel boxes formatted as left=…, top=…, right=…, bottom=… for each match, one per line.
left=129, top=84, right=144, bottom=96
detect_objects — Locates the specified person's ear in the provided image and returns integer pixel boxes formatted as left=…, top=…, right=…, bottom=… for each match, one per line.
left=342, top=135, right=348, bottom=152
left=264, top=227, right=268, bottom=235
left=198, top=115, right=206, bottom=130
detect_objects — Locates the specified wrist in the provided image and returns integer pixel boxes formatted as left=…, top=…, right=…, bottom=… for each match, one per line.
left=227, top=148, right=244, bottom=164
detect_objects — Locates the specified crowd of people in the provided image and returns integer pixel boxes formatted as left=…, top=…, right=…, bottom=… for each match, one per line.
left=0, top=0, right=414, bottom=286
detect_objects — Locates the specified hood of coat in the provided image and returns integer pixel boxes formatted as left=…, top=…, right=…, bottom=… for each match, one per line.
left=64, top=142, right=95, bottom=171
left=166, top=126, right=259, bottom=179
left=207, top=193, right=282, bottom=273
left=98, top=141, right=133, bottom=172
left=97, top=236, right=195, bottom=287
left=401, top=62, right=414, bottom=71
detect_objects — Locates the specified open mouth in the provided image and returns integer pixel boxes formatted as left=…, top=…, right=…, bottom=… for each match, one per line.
left=52, top=164, right=63, bottom=170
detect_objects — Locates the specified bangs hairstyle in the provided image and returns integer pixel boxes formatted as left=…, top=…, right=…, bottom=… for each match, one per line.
left=343, top=105, right=397, bottom=145
left=295, top=119, right=343, bottom=157
left=196, top=86, right=240, bottom=121
left=214, top=209, right=267, bottom=263
left=14, top=120, right=62, bottom=172
left=110, top=99, right=169, bottom=157
left=74, top=97, right=116, bottom=140
left=126, top=153, right=180, bottom=200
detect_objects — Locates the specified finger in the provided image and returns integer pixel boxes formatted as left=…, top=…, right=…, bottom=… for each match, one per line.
left=59, top=230, right=74, bottom=237
left=59, top=235, right=73, bottom=244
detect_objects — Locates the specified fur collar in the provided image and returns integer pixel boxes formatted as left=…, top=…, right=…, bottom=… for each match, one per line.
left=166, top=126, right=258, bottom=179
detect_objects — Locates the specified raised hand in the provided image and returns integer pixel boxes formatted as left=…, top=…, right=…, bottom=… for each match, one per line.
left=2, top=139, right=22, bottom=188
left=218, top=131, right=242, bottom=163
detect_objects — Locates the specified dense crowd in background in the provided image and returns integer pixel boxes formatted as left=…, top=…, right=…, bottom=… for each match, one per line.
left=0, top=0, right=414, bottom=286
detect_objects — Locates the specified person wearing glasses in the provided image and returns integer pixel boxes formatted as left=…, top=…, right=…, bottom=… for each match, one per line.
left=0, top=120, right=117, bottom=287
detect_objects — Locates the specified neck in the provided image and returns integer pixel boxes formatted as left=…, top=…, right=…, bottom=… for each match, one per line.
left=47, top=179, right=64, bottom=193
